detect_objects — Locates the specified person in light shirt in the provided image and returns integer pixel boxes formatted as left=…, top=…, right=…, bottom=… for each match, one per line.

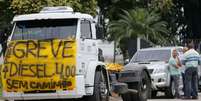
left=168, top=49, right=181, bottom=98
left=179, top=47, right=188, bottom=93
left=183, top=42, right=201, bottom=99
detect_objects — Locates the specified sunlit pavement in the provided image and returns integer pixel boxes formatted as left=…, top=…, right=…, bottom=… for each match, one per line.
left=110, top=92, right=201, bottom=101
left=0, top=93, right=200, bottom=101
left=148, top=92, right=201, bottom=101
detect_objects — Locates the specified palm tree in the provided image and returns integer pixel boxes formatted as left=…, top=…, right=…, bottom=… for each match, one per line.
left=108, top=8, right=169, bottom=63
left=108, top=8, right=169, bottom=45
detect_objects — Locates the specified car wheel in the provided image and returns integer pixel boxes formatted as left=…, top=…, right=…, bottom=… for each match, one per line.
left=165, top=81, right=175, bottom=98
left=85, top=70, right=109, bottom=101
left=121, top=70, right=151, bottom=101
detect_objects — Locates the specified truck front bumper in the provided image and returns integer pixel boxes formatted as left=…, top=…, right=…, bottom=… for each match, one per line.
left=112, top=83, right=138, bottom=94
left=2, top=75, right=85, bottom=100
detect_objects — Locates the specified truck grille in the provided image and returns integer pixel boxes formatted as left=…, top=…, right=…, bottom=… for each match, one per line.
left=120, top=71, right=137, bottom=78
left=121, top=73, right=136, bottom=77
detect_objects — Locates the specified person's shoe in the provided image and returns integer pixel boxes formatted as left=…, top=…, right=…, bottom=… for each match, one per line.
left=192, top=96, right=198, bottom=99
left=175, top=95, right=181, bottom=99
left=181, top=96, right=191, bottom=100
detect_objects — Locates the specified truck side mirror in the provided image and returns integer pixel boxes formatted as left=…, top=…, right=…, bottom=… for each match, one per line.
left=125, top=59, right=130, bottom=65
left=96, top=25, right=104, bottom=39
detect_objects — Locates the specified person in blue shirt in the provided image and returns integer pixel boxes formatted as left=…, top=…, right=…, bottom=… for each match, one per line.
left=179, top=47, right=188, bottom=94
left=183, top=42, right=200, bottom=99
left=168, top=49, right=181, bottom=98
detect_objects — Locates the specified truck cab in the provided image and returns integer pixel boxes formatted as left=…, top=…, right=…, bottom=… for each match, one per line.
left=1, top=7, right=109, bottom=101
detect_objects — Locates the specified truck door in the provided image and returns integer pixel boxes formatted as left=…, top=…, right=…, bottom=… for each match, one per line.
left=78, top=19, right=98, bottom=73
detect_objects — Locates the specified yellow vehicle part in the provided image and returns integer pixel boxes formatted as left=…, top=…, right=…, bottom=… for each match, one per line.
left=106, top=63, right=124, bottom=72
left=1, top=39, right=76, bottom=92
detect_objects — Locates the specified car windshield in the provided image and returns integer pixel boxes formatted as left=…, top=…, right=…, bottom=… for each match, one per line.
left=131, top=49, right=171, bottom=63
left=12, top=19, right=77, bottom=40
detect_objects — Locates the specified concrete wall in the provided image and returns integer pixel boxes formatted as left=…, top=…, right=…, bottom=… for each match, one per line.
left=97, top=40, right=124, bottom=64
left=127, top=38, right=153, bottom=59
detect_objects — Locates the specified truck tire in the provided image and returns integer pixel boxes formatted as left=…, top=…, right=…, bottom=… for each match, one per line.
left=121, top=70, right=151, bottom=101
left=165, top=80, right=175, bottom=98
left=151, top=91, right=157, bottom=98
left=121, top=92, right=133, bottom=101
left=85, top=70, right=109, bottom=101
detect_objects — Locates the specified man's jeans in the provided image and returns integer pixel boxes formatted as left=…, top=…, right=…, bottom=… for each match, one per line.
left=184, top=67, right=198, bottom=97
left=181, top=73, right=185, bottom=92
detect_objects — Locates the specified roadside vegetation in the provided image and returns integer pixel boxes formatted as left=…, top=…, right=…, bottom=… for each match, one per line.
left=0, top=0, right=201, bottom=60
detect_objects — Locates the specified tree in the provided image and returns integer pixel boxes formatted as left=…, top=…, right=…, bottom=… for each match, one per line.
left=153, top=0, right=201, bottom=44
left=0, top=0, right=13, bottom=32
left=10, top=0, right=97, bottom=16
left=108, top=8, right=169, bottom=61
left=183, top=0, right=201, bottom=39
left=108, top=8, right=169, bottom=45
left=98, top=0, right=149, bottom=21
left=149, top=0, right=180, bottom=44
left=0, top=0, right=13, bottom=55
left=97, top=0, right=184, bottom=44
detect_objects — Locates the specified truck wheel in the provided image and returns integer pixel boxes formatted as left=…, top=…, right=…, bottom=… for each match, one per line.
left=121, top=71, right=151, bottom=101
left=134, top=70, right=151, bottom=101
left=151, top=91, right=157, bottom=98
left=165, top=81, right=175, bottom=98
left=121, top=92, right=132, bottom=101
left=85, top=70, right=109, bottom=101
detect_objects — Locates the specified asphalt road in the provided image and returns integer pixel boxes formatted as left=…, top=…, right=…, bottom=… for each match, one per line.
left=0, top=92, right=200, bottom=101
left=110, top=92, right=201, bottom=101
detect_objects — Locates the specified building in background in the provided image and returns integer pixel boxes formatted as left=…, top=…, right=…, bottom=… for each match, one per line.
left=127, top=37, right=154, bottom=59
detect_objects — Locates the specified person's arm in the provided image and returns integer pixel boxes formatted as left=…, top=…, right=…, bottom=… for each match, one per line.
left=182, top=53, right=187, bottom=65
left=169, top=58, right=180, bottom=69
left=175, top=64, right=180, bottom=69
left=173, top=62, right=180, bottom=69
left=177, top=57, right=182, bottom=67
left=198, top=55, right=201, bottom=65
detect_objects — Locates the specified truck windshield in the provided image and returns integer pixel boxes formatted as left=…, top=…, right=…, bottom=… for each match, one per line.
left=12, top=19, right=77, bottom=40
left=131, top=49, right=171, bottom=63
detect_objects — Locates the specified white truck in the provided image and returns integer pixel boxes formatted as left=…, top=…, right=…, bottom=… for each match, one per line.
left=0, top=6, right=151, bottom=101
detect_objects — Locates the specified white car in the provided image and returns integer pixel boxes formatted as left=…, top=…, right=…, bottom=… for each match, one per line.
left=130, top=47, right=183, bottom=98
